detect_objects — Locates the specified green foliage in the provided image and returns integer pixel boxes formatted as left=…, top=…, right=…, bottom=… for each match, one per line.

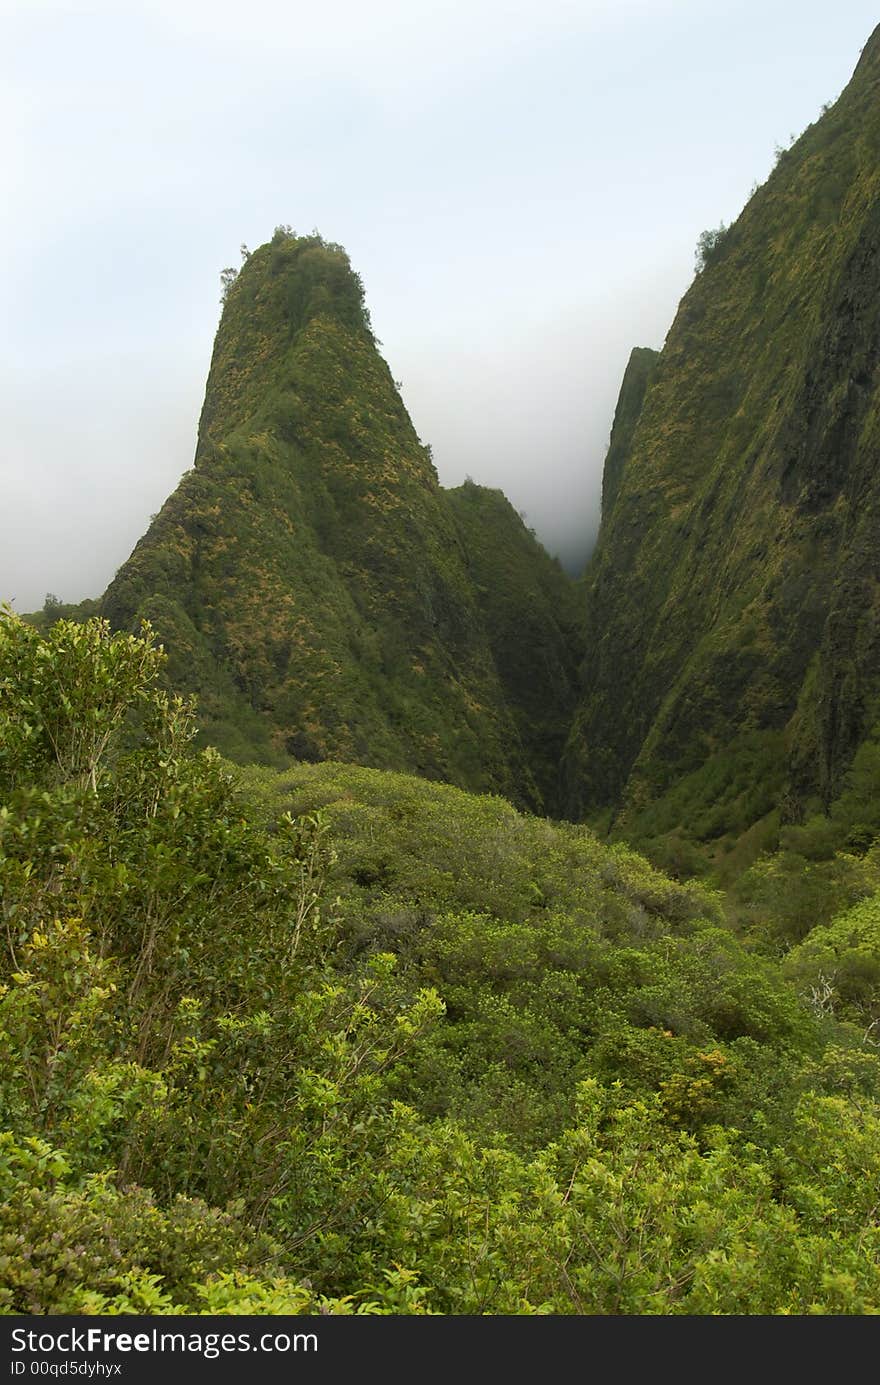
left=0, top=608, right=164, bottom=791
left=312, top=1084, right=880, bottom=1314
left=0, top=1134, right=277, bottom=1315
left=0, top=614, right=445, bottom=1309
left=731, top=843, right=880, bottom=948
left=241, top=760, right=837, bottom=1154
left=694, top=222, right=731, bottom=271
left=785, top=891, right=880, bottom=1028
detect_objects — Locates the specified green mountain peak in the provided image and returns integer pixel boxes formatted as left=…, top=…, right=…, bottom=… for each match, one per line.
left=103, top=230, right=581, bottom=811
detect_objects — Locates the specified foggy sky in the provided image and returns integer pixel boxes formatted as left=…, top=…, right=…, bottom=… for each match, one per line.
left=3, top=0, right=877, bottom=610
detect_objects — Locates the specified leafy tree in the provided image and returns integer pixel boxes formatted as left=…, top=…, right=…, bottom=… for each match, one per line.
left=219, top=266, right=238, bottom=301
left=695, top=222, right=730, bottom=271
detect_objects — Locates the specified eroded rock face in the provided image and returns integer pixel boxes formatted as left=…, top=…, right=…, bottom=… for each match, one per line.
left=565, top=27, right=880, bottom=850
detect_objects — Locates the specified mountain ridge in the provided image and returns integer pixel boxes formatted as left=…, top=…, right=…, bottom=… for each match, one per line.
left=564, top=22, right=880, bottom=867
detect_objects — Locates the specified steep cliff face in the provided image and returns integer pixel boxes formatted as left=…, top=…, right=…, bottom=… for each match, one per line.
left=445, top=481, right=583, bottom=806
left=565, top=27, right=880, bottom=857
left=103, top=231, right=576, bottom=809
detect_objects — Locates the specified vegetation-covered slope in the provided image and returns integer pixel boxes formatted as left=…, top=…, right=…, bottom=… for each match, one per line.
left=565, top=26, right=880, bottom=866
left=100, top=231, right=577, bottom=812
left=4, top=612, right=880, bottom=1315
left=241, top=758, right=829, bottom=1153
left=445, top=480, right=583, bottom=807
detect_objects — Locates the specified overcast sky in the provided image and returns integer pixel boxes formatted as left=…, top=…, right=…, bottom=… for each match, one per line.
left=2, top=0, right=878, bottom=611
